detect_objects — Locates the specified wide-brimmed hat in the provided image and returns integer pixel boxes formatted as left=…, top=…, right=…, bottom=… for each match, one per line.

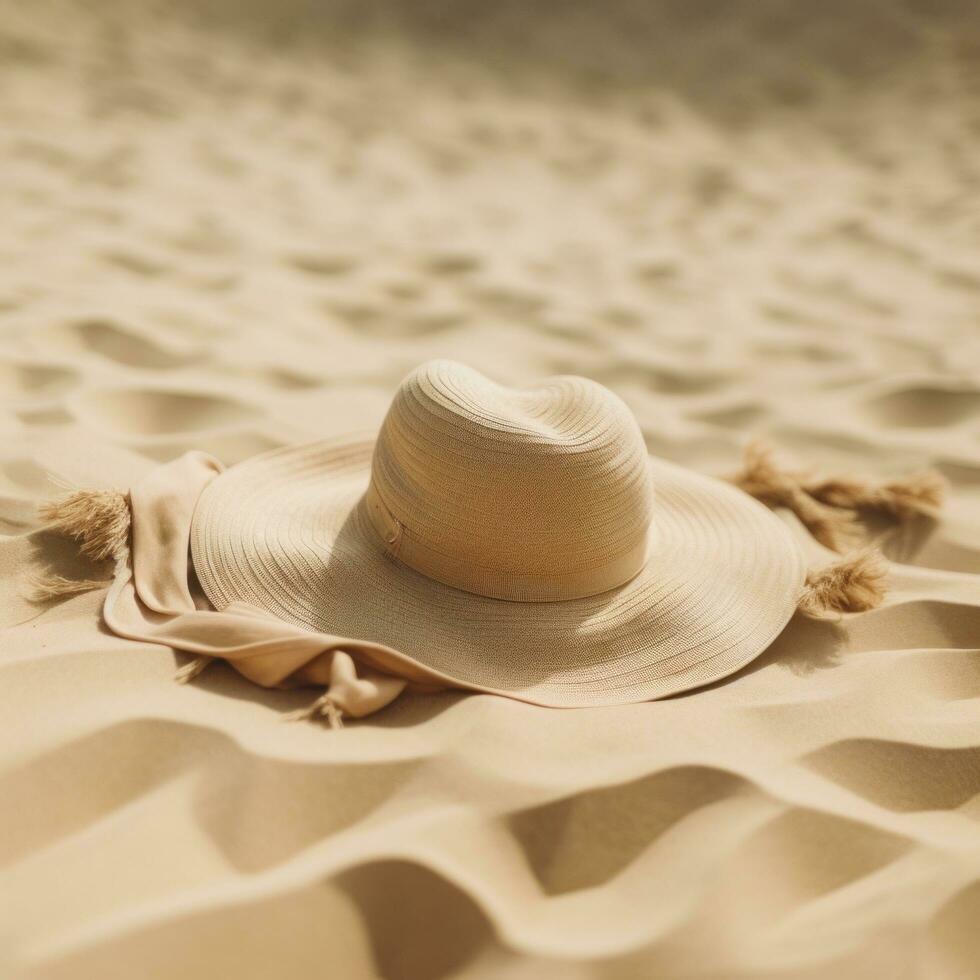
left=38, top=359, right=944, bottom=723
left=188, top=359, right=807, bottom=707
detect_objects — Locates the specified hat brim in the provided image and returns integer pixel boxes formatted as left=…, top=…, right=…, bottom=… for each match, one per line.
left=190, top=437, right=806, bottom=708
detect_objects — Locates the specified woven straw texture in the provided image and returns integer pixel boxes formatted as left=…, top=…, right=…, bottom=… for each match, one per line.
left=191, top=361, right=806, bottom=706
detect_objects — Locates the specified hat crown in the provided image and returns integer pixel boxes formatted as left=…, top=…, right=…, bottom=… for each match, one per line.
left=365, top=360, right=653, bottom=601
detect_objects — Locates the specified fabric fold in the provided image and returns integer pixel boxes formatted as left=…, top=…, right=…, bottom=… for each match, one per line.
left=101, top=451, right=444, bottom=724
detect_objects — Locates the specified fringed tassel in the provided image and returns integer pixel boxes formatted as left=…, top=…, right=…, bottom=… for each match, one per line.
left=27, top=572, right=111, bottom=602
left=731, top=441, right=946, bottom=552
left=31, top=487, right=131, bottom=603
left=38, top=488, right=131, bottom=562
left=803, top=470, right=946, bottom=521
left=797, top=548, right=887, bottom=618
left=284, top=691, right=344, bottom=729
left=175, top=655, right=213, bottom=684
left=731, top=442, right=860, bottom=551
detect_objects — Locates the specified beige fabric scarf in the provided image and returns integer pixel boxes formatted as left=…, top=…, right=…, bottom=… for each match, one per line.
left=34, top=446, right=944, bottom=726
left=40, top=452, right=453, bottom=727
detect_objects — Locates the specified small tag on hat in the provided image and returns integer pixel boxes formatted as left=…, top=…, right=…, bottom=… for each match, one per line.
left=366, top=486, right=403, bottom=556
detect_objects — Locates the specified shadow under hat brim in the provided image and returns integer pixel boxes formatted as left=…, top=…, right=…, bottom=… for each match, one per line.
left=190, top=436, right=807, bottom=708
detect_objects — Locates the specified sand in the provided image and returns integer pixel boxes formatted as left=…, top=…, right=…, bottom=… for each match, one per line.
left=2, top=2, right=980, bottom=977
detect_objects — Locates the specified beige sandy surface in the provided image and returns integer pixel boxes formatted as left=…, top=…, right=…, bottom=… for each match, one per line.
left=2, top=2, right=980, bottom=977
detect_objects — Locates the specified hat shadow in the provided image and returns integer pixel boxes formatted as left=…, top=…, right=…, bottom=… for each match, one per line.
left=694, top=611, right=848, bottom=697
left=875, top=513, right=942, bottom=565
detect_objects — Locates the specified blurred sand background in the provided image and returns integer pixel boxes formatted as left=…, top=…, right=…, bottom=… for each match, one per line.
left=2, top=1, right=980, bottom=977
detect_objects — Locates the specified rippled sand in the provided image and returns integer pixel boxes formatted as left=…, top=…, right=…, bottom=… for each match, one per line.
left=2, top=2, right=980, bottom=978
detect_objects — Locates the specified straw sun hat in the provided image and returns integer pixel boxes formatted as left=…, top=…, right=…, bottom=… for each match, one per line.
left=37, top=360, right=945, bottom=724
